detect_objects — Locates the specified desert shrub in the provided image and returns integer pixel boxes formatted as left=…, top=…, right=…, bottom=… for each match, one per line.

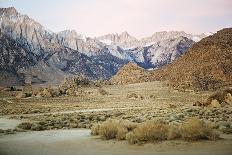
left=167, top=124, right=181, bottom=140
left=31, top=123, right=43, bottom=131
left=126, top=120, right=169, bottom=144
left=41, top=88, right=52, bottom=97
left=192, top=72, right=223, bottom=91
left=4, top=129, right=16, bottom=134
left=66, top=89, right=76, bottom=96
left=116, top=125, right=128, bottom=140
left=15, top=92, right=26, bottom=99
left=17, top=122, right=33, bottom=130
left=91, top=119, right=136, bottom=140
left=92, top=118, right=219, bottom=144
left=127, top=93, right=138, bottom=99
left=149, top=95, right=156, bottom=99
left=98, top=88, right=109, bottom=95
left=49, top=88, right=61, bottom=97
left=23, top=83, right=33, bottom=97
left=127, top=92, right=144, bottom=100
left=74, top=76, right=92, bottom=86
left=0, top=129, right=4, bottom=133
left=98, top=119, right=119, bottom=140
left=9, top=86, right=16, bottom=91
left=32, top=87, right=42, bottom=96
left=61, top=76, right=92, bottom=89
left=126, top=132, right=138, bottom=144
left=220, top=128, right=232, bottom=134
left=116, top=120, right=136, bottom=140
left=180, top=118, right=219, bottom=140
left=91, top=123, right=101, bottom=136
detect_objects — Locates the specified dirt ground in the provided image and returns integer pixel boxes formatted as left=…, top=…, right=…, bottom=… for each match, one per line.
left=0, top=81, right=210, bottom=115
left=0, top=81, right=232, bottom=155
left=0, top=129, right=232, bottom=155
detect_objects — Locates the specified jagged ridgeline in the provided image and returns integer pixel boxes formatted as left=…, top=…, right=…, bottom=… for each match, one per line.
left=0, top=7, right=128, bottom=86
left=111, top=28, right=232, bottom=91
left=0, top=7, right=212, bottom=87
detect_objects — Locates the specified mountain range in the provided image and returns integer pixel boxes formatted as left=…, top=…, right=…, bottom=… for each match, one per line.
left=0, top=7, right=212, bottom=86
left=111, top=28, right=232, bottom=91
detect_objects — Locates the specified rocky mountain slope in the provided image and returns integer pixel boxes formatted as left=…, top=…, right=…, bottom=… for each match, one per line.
left=154, top=28, right=232, bottom=90
left=123, top=36, right=194, bottom=69
left=110, top=62, right=149, bottom=84
left=96, top=31, right=208, bottom=69
left=111, top=28, right=232, bottom=91
left=96, top=31, right=139, bottom=48
left=0, top=7, right=128, bottom=86
left=0, top=7, right=211, bottom=86
left=55, top=25, right=208, bottom=70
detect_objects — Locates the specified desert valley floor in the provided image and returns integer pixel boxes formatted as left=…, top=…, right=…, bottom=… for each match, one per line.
left=0, top=81, right=232, bottom=155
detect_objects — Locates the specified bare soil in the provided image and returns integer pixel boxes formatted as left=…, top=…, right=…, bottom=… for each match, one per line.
left=0, top=81, right=232, bottom=154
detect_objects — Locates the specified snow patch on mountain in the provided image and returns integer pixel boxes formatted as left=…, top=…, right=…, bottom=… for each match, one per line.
left=99, top=39, right=113, bottom=45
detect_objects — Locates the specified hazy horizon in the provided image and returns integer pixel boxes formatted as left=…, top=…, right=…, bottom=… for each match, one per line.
left=1, top=0, right=232, bottom=38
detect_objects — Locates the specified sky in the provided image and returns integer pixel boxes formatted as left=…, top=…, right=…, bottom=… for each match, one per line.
left=0, top=0, right=232, bottom=38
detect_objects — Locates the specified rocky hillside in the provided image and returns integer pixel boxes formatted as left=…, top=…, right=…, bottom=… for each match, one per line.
left=110, top=63, right=149, bottom=84
left=111, top=28, right=232, bottom=90
left=154, top=28, right=232, bottom=90
left=124, top=36, right=194, bottom=69
left=97, top=31, right=207, bottom=69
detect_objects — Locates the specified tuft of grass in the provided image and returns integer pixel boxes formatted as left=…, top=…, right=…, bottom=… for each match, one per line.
left=98, top=88, right=109, bottom=95
left=17, top=122, right=33, bottom=130
left=167, top=124, right=181, bottom=140
left=91, top=119, right=136, bottom=140
left=220, top=128, right=232, bottom=134
left=180, top=118, right=219, bottom=141
left=98, top=119, right=118, bottom=140
left=126, top=120, right=169, bottom=144
left=116, top=125, right=128, bottom=140
left=91, top=123, right=101, bottom=136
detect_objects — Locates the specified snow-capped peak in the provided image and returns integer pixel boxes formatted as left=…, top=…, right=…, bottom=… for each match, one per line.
left=203, top=32, right=214, bottom=36
left=99, top=39, right=113, bottom=45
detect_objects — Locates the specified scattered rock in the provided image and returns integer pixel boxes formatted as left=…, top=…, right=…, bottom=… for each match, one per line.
left=225, top=93, right=232, bottom=106
left=127, top=92, right=143, bottom=100
left=15, top=92, right=26, bottom=99
left=98, top=88, right=109, bottom=95
left=41, top=88, right=52, bottom=97
left=211, top=99, right=221, bottom=108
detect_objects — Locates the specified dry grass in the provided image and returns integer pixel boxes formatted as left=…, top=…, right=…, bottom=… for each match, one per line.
left=97, top=88, right=109, bottom=95
left=1, top=81, right=207, bottom=115
left=91, top=118, right=219, bottom=144
left=167, top=124, right=181, bottom=140
left=91, top=119, right=136, bottom=140
left=91, top=123, right=101, bottom=136
left=17, top=122, right=33, bottom=130
left=126, top=120, right=169, bottom=144
left=180, top=118, right=219, bottom=141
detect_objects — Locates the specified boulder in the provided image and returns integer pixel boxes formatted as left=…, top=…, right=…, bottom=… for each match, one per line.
left=41, top=88, right=52, bottom=97
left=211, top=99, right=221, bottom=108
left=23, top=83, right=32, bottom=96
left=15, top=92, right=26, bottom=99
left=225, top=93, right=232, bottom=106
left=50, top=88, right=61, bottom=97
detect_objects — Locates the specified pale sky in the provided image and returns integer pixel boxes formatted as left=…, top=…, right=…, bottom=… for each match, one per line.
left=0, top=0, right=231, bottom=38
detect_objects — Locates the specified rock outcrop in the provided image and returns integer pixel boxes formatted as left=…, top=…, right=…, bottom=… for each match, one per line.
left=153, top=28, right=232, bottom=90
left=110, top=63, right=149, bottom=84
